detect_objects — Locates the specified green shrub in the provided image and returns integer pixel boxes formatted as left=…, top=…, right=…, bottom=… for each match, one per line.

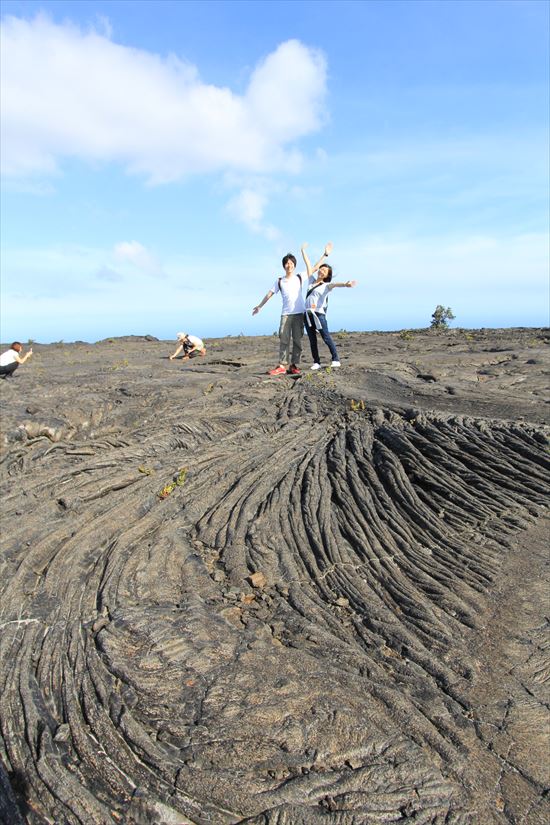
left=430, top=305, right=455, bottom=330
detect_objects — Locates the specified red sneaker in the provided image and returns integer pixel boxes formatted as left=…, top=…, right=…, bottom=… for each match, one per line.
left=268, top=365, right=287, bottom=375
left=288, top=365, right=301, bottom=375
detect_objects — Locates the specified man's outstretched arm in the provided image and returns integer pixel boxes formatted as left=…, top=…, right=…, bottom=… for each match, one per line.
left=252, top=290, right=274, bottom=315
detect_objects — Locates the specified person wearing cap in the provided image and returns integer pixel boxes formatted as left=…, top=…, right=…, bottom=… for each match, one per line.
left=0, top=342, right=33, bottom=378
left=169, top=332, right=206, bottom=361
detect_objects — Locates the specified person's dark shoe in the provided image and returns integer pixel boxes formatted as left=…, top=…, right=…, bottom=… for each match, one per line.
left=288, top=365, right=301, bottom=375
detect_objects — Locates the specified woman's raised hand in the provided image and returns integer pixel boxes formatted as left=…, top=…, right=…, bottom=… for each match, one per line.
left=324, top=241, right=333, bottom=256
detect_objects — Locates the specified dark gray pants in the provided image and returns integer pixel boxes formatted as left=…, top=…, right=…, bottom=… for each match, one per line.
left=0, top=363, right=18, bottom=378
left=278, top=313, right=303, bottom=365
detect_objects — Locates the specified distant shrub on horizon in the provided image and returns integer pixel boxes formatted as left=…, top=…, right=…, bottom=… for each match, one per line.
left=431, top=305, right=455, bottom=330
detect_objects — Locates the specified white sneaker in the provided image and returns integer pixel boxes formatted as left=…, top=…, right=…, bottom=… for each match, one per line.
left=311, top=363, right=321, bottom=370
left=331, top=361, right=341, bottom=367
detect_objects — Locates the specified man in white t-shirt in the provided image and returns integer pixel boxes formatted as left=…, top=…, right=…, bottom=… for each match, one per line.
left=169, top=332, right=206, bottom=361
left=252, top=253, right=306, bottom=375
left=0, top=342, right=33, bottom=378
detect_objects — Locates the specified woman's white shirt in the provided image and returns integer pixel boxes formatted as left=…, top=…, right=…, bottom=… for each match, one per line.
left=0, top=349, right=18, bottom=366
left=305, top=276, right=330, bottom=314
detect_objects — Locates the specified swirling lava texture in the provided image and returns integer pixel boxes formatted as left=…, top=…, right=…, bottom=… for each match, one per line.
left=1, top=377, right=549, bottom=824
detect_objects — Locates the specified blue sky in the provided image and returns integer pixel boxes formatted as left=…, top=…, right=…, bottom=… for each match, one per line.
left=1, top=0, right=549, bottom=343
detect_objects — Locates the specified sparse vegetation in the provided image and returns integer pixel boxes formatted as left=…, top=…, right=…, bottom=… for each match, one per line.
left=335, top=329, right=349, bottom=340
left=158, top=467, right=188, bottom=499
left=304, top=370, right=335, bottom=388
left=350, top=399, right=365, bottom=412
left=430, top=305, right=455, bottom=330
left=399, top=330, right=415, bottom=341
left=110, top=359, right=129, bottom=371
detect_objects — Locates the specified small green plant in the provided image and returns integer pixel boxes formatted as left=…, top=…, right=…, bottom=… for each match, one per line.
left=350, top=399, right=365, bottom=412
left=110, top=359, right=129, bottom=371
left=303, top=370, right=335, bottom=387
left=158, top=467, right=187, bottom=499
left=27, top=338, right=35, bottom=345
left=158, top=483, right=175, bottom=499
left=335, top=329, right=349, bottom=340
left=399, top=330, right=414, bottom=341
left=430, top=305, right=455, bottom=330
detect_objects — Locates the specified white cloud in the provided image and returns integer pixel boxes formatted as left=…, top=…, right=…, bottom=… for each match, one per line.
left=226, top=188, right=280, bottom=240
left=0, top=15, right=327, bottom=183
left=245, top=38, right=327, bottom=141
left=113, top=241, right=163, bottom=276
left=1, top=241, right=165, bottom=299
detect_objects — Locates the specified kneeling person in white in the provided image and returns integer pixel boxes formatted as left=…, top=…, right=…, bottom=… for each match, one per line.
left=0, top=342, right=32, bottom=378
left=169, top=333, right=206, bottom=361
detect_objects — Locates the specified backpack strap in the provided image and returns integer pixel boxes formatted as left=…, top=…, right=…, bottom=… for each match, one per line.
left=306, top=282, right=330, bottom=313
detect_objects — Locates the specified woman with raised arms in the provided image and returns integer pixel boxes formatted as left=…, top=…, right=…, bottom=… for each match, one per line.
left=301, top=242, right=357, bottom=370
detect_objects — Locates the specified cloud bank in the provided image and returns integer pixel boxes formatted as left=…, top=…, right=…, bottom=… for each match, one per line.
left=2, top=231, right=547, bottom=344
left=0, top=15, right=327, bottom=183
